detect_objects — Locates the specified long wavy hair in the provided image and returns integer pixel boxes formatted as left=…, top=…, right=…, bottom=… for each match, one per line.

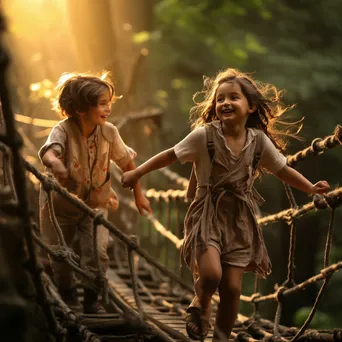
left=190, top=68, right=301, bottom=152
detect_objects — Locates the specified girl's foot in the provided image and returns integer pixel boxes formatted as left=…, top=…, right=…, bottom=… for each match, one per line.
left=185, top=301, right=211, bottom=340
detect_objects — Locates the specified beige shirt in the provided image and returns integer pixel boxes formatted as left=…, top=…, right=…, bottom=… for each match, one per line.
left=174, top=121, right=287, bottom=278
left=39, top=118, right=136, bottom=211
left=174, top=122, right=286, bottom=175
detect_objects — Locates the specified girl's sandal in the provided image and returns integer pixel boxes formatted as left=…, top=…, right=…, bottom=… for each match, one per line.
left=185, top=307, right=211, bottom=340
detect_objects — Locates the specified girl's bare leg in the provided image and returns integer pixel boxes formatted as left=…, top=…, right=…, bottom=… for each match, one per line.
left=213, top=265, right=245, bottom=341
left=195, top=246, right=222, bottom=326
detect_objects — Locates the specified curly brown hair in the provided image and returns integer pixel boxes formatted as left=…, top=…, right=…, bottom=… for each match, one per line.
left=190, top=68, right=301, bottom=152
left=52, top=71, right=120, bottom=118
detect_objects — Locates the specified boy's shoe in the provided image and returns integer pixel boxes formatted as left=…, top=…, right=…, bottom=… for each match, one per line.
left=59, top=288, right=82, bottom=312
left=83, top=288, right=107, bottom=314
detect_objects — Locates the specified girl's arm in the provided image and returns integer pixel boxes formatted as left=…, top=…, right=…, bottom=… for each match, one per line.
left=121, top=159, right=153, bottom=215
left=275, top=165, right=330, bottom=194
left=121, top=148, right=177, bottom=188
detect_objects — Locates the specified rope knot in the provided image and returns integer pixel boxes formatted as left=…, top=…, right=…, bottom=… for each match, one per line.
left=93, top=211, right=104, bottom=227
left=310, top=137, right=323, bottom=154
left=250, top=292, right=261, bottom=303
left=43, top=176, right=56, bottom=192
left=313, top=194, right=328, bottom=210
left=324, top=193, right=341, bottom=210
left=52, top=245, right=80, bottom=263
left=283, top=212, right=294, bottom=225
left=129, top=235, right=139, bottom=249
left=275, top=285, right=286, bottom=303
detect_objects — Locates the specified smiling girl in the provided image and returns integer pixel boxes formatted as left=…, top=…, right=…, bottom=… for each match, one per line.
left=39, top=72, right=151, bottom=314
left=121, top=68, right=330, bottom=341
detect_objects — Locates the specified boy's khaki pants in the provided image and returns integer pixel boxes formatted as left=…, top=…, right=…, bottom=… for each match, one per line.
left=40, top=202, right=110, bottom=291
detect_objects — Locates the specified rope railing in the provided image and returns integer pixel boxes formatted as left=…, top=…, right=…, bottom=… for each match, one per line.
left=2, top=69, right=342, bottom=340
left=238, top=260, right=342, bottom=304
left=287, top=125, right=342, bottom=167
left=141, top=125, right=342, bottom=201
left=157, top=167, right=189, bottom=189
left=23, top=152, right=342, bottom=341
left=145, top=188, right=188, bottom=202
left=0, top=50, right=60, bottom=341
left=109, top=132, right=342, bottom=341
left=121, top=183, right=342, bottom=258
left=120, top=196, right=184, bottom=249
left=111, top=120, right=342, bottom=341
left=257, top=187, right=342, bottom=227
left=24, top=158, right=194, bottom=290
left=112, top=115, right=342, bottom=341
left=22, top=161, right=189, bottom=341
left=2, top=137, right=341, bottom=342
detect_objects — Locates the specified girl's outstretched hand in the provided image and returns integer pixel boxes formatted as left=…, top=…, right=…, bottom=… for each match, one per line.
left=121, top=170, right=140, bottom=189
left=135, top=195, right=153, bottom=216
left=311, top=181, right=330, bottom=194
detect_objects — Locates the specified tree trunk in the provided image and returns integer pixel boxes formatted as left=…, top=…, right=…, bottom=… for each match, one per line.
left=67, top=0, right=123, bottom=92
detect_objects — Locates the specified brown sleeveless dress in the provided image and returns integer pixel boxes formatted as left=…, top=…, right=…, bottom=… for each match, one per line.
left=174, top=121, right=287, bottom=279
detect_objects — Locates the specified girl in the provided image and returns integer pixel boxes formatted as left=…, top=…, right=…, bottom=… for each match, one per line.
left=39, top=72, right=152, bottom=314
left=121, top=68, right=330, bottom=340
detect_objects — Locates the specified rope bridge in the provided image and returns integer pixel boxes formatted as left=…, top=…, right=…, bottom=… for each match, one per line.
left=1, top=55, right=342, bottom=341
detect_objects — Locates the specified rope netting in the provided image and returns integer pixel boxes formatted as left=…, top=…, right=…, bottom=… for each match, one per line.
left=1, top=49, right=342, bottom=340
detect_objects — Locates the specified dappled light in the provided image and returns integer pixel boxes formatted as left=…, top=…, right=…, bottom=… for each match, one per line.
left=0, top=1, right=342, bottom=341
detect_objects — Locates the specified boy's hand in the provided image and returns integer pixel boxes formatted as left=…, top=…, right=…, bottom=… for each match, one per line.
left=51, top=159, right=68, bottom=185
left=121, top=170, right=140, bottom=189
left=311, top=181, right=330, bottom=194
left=105, top=197, right=119, bottom=211
left=135, top=195, right=152, bottom=216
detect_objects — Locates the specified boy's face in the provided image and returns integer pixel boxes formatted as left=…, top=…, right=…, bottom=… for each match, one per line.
left=83, top=90, right=112, bottom=127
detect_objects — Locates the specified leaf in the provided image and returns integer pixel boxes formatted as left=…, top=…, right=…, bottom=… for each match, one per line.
left=245, top=33, right=267, bottom=54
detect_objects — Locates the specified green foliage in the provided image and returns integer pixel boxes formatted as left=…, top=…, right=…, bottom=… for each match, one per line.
left=294, top=307, right=335, bottom=329
left=145, top=0, right=342, bottom=142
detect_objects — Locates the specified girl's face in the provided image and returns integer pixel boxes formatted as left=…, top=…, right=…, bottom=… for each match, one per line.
left=82, top=90, right=112, bottom=127
left=215, top=81, right=254, bottom=126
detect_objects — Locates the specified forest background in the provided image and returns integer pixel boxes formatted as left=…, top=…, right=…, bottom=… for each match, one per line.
left=3, top=0, right=342, bottom=330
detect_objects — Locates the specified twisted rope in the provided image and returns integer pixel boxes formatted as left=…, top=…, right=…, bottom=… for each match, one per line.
left=127, top=236, right=144, bottom=320
left=287, top=125, right=342, bottom=167
left=258, top=187, right=342, bottom=227
left=290, top=199, right=338, bottom=342
left=7, top=92, right=342, bottom=341
left=0, top=142, right=17, bottom=201
left=273, top=184, right=299, bottom=339
left=0, top=50, right=59, bottom=339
